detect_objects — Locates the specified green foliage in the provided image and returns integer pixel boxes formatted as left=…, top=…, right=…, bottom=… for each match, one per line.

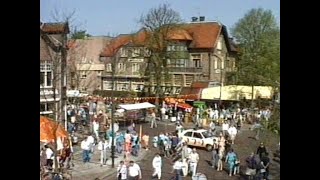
left=139, top=3, right=182, bottom=98
left=231, top=8, right=280, bottom=88
left=71, top=28, right=91, bottom=39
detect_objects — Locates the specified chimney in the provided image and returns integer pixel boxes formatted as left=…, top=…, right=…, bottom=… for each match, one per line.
left=191, top=17, right=198, bottom=22
left=199, top=16, right=205, bottom=22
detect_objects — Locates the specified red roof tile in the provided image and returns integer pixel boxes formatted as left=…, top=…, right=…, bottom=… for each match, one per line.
left=184, top=22, right=222, bottom=49
left=41, top=22, right=70, bottom=34
left=100, top=22, right=229, bottom=57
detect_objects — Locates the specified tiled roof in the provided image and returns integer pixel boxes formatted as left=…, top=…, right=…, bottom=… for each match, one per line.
left=100, top=22, right=234, bottom=57
left=40, top=36, right=51, bottom=61
left=184, top=22, right=222, bottom=49
left=100, top=30, right=148, bottom=57
left=41, top=22, right=70, bottom=34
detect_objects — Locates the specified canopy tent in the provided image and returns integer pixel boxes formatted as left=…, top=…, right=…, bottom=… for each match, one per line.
left=177, top=103, right=193, bottom=112
left=118, top=102, right=155, bottom=111
left=40, top=116, right=68, bottom=143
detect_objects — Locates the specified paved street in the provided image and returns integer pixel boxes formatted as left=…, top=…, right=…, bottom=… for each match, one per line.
left=104, top=122, right=280, bottom=180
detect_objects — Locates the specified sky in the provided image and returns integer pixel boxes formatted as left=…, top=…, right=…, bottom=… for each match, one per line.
left=40, top=0, right=280, bottom=36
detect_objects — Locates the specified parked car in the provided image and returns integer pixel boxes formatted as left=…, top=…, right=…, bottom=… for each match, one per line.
left=180, top=129, right=218, bottom=151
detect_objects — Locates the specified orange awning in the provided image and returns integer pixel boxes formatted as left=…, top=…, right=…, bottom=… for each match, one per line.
left=40, top=116, right=68, bottom=142
left=177, top=103, right=193, bottom=109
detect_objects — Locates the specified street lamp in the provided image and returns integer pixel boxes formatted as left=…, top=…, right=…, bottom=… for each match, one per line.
left=212, top=54, right=224, bottom=108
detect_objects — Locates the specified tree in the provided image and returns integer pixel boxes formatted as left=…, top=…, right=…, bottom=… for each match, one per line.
left=71, top=28, right=91, bottom=39
left=231, top=8, right=280, bottom=106
left=231, top=8, right=280, bottom=135
left=138, top=3, right=182, bottom=105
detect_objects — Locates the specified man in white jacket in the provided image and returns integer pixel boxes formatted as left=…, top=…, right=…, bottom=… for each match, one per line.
left=152, top=153, right=162, bottom=179
left=227, top=125, right=238, bottom=144
left=97, top=139, right=108, bottom=166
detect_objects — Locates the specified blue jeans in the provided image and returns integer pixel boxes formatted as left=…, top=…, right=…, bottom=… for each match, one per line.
left=175, top=169, right=183, bottom=180
left=82, top=150, right=90, bottom=163
left=116, top=142, right=123, bottom=154
left=132, top=145, right=138, bottom=156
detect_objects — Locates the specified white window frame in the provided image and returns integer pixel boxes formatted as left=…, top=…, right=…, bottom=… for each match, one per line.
left=132, top=63, right=140, bottom=72
left=191, top=54, right=201, bottom=68
left=118, top=63, right=126, bottom=71
left=103, top=81, right=113, bottom=90
left=106, top=63, right=112, bottom=72
left=40, top=61, right=53, bottom=88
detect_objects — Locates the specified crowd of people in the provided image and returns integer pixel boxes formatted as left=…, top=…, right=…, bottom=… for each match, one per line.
left=40, top=98, right=276, bottom=180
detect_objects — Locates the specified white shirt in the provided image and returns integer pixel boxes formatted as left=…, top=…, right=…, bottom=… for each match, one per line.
left=128, top=163, right=141, bottom=177
left=45, top=148, right=54, bottom=160
left=81, top=140, right=90, bottom=151
left=117, top=164, right=127, bottom=179
left=160, top=108, right=166, bottom=114
left=228, top=127, right=238, bottom=136
left=222, top=123, right=229, bottom=131
left=93, top=121, right=99, bottom=131
left=189, top=152, right=199, bottom=163
left=87, top=136, right=95, bottom=144
left=152, top=156, right=162, bottom=169
left=97, top=141, right=108, bottom=151
left=173, top=161, right=184, bottom=170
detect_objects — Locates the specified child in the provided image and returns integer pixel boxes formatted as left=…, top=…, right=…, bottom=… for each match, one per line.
left=153, top=136, right=159, bottom=148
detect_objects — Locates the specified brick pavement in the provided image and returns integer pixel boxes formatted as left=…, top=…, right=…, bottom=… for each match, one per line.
left=70, top=145, right=147, bottom=180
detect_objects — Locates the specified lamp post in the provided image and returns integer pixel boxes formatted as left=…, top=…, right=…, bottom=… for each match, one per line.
left=110, top=60, right=116, bottom=168
left=212, top=54, right=224, bottom=108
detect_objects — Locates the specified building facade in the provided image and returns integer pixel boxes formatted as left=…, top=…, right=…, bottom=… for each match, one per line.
left=67, top=36, right=111, bottom=94
left=40, top=22, right=69, bottom=120
left=99, top=18, right=238, bottom=96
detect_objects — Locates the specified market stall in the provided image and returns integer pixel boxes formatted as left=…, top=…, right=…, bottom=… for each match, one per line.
left=118, top=102, right=156, bottom=125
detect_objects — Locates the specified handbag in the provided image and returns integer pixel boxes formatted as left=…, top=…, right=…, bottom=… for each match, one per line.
left=260, top=168, right=266, bottom=173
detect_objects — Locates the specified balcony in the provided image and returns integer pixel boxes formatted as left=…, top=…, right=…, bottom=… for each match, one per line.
left=168, top=67, right=202, bottom=73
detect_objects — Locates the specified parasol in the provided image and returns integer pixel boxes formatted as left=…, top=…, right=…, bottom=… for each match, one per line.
left=40, top=116, right=68, bottom=143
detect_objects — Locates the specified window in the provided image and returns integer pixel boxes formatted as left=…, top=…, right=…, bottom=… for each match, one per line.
left=193, top=132, right=203, bottom=139
left=103, top=81, right=113, bottom=90
left=202, top=131, right=214, bottom=138
left=80, top=71, right=87, bottom=79
left=221, top=60, right=224, bottom=69
left=214, top=59, right=218, bottom=69
left=176, top=59, right=186, bottom=67
left=106, top=63, right=112, bottom=72
left=184, top=131, right=193, bottom=137
left=217, top=40, right=222, bottom=50
left=191, top=54, right=201, bottom=68
left=120, top=48, right=127, bottom=57
left=40, top=61, right=53, bottom=87
left=132, top=63, right=140, bottom=72
left=167, top=45, right=187, bottom=52
left=40, top=102, right=55, bottom=112
left=118, top=63, right=126, bottom=71
left=135, top=84, right=143, bottom=91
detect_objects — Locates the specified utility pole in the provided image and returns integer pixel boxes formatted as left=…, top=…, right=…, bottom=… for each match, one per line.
left=110, top=57, right=116, bottom=168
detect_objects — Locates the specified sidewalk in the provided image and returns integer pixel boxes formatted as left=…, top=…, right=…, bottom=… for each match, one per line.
left=70, top=146, right=148, bottom=179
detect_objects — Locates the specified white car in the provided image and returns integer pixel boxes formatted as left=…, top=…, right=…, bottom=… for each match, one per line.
left=180, top=129, right=218, bottom=151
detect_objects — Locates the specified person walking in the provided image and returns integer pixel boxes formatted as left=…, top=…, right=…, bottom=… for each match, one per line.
left=225, top=148, right=237, bottom=176
left=150, top=109, right=157, bottom=128
left=97, top=138, right=108, bottom=166
left=80, top=138, right=91, bottom=163
left=227, top=125, right=238, bottom=144
left=117, top=161, right=128, bottom=180
left=188, top=148, right=200, bottom=177
left=128, top=161, right=142, bottom=180
left=152, top=153, right=162, bottom=179
left=257, top=142, right=267, bottom=159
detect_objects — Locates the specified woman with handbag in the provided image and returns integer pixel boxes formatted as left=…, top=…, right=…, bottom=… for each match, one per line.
left=117, top=161, right=128, bottom=180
